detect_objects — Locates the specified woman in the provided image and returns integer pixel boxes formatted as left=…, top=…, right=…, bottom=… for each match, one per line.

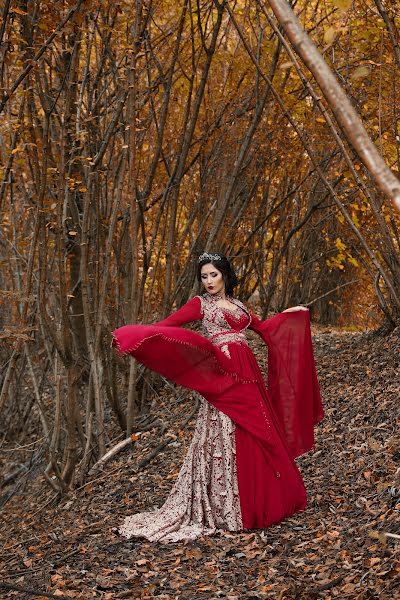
left=112, top=252, right=323, bottom=543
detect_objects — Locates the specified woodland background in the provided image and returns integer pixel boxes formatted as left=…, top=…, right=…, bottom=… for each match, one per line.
left=0, top=0, right=400, bottom=507
left=1, top=1, right=400, bottom=598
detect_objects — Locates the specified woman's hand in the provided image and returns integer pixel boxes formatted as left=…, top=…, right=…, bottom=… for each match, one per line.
left=282, top=305, right=309, bottom=313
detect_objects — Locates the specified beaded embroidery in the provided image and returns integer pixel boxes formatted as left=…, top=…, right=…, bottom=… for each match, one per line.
left=211, top=331, right=248, bottom=346
left=119, top=398, right=242, bottom=542
left=197, top=293, right=251, bottom=349
left=117, top=293, right=257, bottom=543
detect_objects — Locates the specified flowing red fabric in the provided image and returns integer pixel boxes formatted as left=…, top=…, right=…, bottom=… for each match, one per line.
left=112, top=297, right=323, bottom=530
left=249, top=311, right=324, bottom=458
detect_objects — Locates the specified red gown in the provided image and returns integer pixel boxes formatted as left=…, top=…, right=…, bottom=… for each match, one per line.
left=112, top=293, right=323, bottom=542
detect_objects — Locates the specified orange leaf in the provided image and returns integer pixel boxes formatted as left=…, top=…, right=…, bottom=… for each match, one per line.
left=11, top=7, right=28, bottom=15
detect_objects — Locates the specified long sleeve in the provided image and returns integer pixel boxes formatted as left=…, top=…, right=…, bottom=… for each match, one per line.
left=156, top=297, right=203, bottom=327
left=111, top=296, right=202, bottom=355
left=111, top=296, right=252, bottom=395
left=249, top=310, right=323, bottom=458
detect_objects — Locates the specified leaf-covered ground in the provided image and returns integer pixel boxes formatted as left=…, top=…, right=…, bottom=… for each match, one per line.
left=1, top=327, right=399, bottom=599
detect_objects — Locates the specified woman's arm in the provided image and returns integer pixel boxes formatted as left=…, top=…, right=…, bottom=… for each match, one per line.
left=281, top=305, right=309, bottom=313
left=111, top=297, right=203, bottom=355
left=249, top=306, right=308, bottom=332
left=156, top=296, right=203, bottom=327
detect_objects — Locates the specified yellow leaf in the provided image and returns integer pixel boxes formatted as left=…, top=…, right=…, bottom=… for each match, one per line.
left=324, top=26, right=337, bottom=45
left=335, top=237, right=346, bottom=251
left=351, top=66, right=370, bottom=80
left=332, top=0, right=353, bottom=11
left=348, top=256, right=359, bottom=267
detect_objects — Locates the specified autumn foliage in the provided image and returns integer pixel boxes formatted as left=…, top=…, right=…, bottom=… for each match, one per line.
left=0, top=0, right=400, bottom=481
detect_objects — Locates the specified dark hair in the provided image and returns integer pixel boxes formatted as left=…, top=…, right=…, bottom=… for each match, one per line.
left=196, top=253, right=238, bottom=296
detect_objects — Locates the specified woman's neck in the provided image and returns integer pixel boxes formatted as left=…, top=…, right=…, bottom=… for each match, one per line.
left=208, top=290, right=227, bottom=300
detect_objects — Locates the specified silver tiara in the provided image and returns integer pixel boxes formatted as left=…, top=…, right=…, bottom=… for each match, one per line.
left=198, top=252, right=222, bottom=262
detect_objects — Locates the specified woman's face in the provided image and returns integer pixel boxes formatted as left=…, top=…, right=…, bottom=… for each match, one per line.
left=200, top=263, right=225, bottom=295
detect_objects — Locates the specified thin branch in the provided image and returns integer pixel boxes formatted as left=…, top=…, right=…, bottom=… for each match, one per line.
left=0, top=0, right=85, bottom=114
left=305, top=279, right=361, bottom=307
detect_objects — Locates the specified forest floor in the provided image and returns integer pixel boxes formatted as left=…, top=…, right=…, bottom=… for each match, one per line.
left=0, top=326, right=399, bottom=600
